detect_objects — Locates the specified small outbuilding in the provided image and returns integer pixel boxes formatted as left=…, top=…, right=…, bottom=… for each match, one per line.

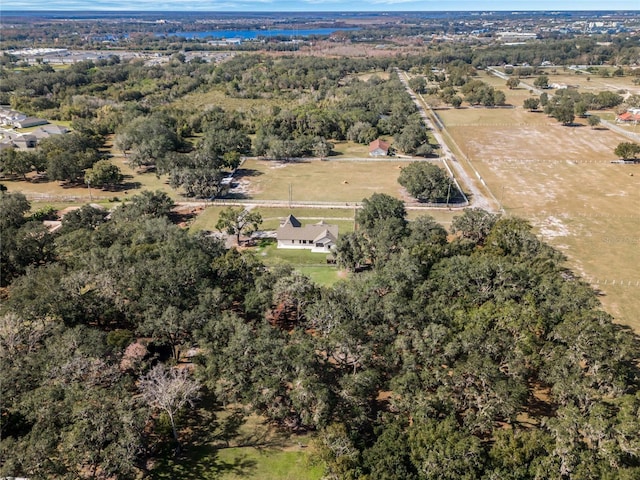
left=369, top=138, right=390, bottom=157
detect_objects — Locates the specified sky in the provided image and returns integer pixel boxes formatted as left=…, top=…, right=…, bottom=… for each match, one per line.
left=1, top=0, right=639, bottom=11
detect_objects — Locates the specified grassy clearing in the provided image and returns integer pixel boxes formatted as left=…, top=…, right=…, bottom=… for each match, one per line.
left=406, top=208, right=459, bottom=229
left=255, top=241, right=343, bottom=286
left=539, top=71, right=640, bottom=95
left=152, top=407, right=322, bottom=480
left=153, top=446, right=321, bottom=480
left=437, top=98, right=640, bottom=331
left=3, top=135, right=176, bottom=203
left=331, top=140, right=376, bottom=158
left=174, top=87, right=283, bottom=112
left=235, top=158, right=405, bottom=202
left=256, top=241, right=330, bottom=266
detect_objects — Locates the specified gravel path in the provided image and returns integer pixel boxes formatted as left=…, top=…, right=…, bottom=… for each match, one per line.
left=396, top=69, right=497, bottom=212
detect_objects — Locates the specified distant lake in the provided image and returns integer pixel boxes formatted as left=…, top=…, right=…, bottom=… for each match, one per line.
left=158, top=28, right=359, bottom=40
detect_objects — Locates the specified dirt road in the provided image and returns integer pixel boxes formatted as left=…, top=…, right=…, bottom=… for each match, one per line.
left=396, top=69, right=498, bottom=212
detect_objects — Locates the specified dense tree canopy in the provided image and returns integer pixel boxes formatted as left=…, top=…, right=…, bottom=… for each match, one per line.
left=2, top=34, right=640, bottom=477
left=2, top=190, right=640, bottom=478
left=398, top=162, right=461, bottom=203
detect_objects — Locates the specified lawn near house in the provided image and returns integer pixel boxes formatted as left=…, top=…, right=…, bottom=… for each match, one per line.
left=256, top=240, right=344, bottom=286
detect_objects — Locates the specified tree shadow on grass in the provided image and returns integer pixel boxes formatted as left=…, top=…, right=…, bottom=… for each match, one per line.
left=233, top=168, right=263, bottom=178
left=151, top=445, right=257, bottom=480
left=151, top=394, right=259, bottom=479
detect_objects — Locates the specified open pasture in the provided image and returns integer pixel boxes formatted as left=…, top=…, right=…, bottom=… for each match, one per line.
left=438, top=102, right=640, bottom=330
left=233, top=158, right=406, bottom=202
left=540, top=71, right=640, bottom=96
left=175, top=87, right=283, bottom=112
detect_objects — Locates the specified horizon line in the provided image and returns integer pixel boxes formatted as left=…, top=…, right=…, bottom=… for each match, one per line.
left=2, top=8, right=640, bottom=12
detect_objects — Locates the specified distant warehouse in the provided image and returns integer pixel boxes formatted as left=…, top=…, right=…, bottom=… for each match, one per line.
left=496, top=32, right=538, bottom=42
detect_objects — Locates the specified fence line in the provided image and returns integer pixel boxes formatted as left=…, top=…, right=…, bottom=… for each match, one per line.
left=589, top=279, right=640, bottom=288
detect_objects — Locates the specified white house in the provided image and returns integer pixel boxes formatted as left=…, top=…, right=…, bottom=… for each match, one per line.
left=276, top=215, right=338, bottom=253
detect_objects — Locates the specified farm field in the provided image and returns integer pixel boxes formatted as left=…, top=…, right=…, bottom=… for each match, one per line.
left=490, top=66, right=640, bottom=94
left=437, top=95, right=640, bottom=330
left=233, top=158, right=407, bottom=202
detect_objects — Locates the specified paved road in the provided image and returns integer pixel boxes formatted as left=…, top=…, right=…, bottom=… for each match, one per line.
left=396, top=69, right=497, bottom=212
left=600, top=120, right=640, bottom=143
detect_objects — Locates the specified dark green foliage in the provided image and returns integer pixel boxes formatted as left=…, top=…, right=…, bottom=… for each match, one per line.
left=394, top=119, right=431, bottom=155
left=2, top=187, right=639, bottom=479
left=356, top=192, right=406, bottom=234
left=461, top=79, right=506, bottom=107
left=114, top=114, right=181, bottom=168
left=39, top=132, right=102, bottom=183
left=0, top=149, right=45, bottom=179
left=84, top=159, right=123, bottom=188
left=0, top=192, right=55, bottom=286
left=614, top=142, right=640, bottom=160
left=523, top=97, right=540, bottom=111
left=451, top=208, right=500, bottom=245
left=398, top=162, right=460, bottom=203
left=112, top=189, right=174, bottom=220
left=533, top=75, right=549, bottom=89
left=61, top=204, right=108, bottom=231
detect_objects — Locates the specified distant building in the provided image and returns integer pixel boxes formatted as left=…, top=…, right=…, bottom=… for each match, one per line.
left=276, top=215, right=338, bottom=253
left=617, top=108, right=640, bottom=123
left=0, top=107, right=26, bottom=126
left=369, top=138, right=390, bottom=157
left=32, top=124, right=70, bottom=140
left=496, top=32, right=538, bottom=42
left=13, top=117, right=48, bottom=129
left=12, top=134, right=37, bottom=149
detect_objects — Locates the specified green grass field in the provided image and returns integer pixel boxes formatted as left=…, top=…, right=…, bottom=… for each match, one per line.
left=153, top=446, right=322, bottom=480
left=152, top=408, right=323, bottom=480
left=256, top=241, right=345, bottom=286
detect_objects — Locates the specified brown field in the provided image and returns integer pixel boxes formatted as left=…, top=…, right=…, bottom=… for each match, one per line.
left=235, top=158, right=406, bottom=202
left=3, top=151, right=177, bottom=204
left=437, top=87, right=640, bottom=331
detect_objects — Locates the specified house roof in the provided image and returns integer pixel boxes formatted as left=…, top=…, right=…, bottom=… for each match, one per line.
left=369, top=138, right=390, bottom=152
left=13, top=134, right=37, bottom=143
left=281, top=214, right=302, bottom=228
left=15, top=117, right=48, bottom=128
left=313, top=229, right=337, bottom=244
left=277, top=219, right=339, bottom=242
left=617, top=112, right=640, bottom=122
left=33, top=124, right=69, bottom=137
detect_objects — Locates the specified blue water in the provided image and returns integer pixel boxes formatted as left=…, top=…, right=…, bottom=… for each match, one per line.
left=158, top=28, right=358, bottom=40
